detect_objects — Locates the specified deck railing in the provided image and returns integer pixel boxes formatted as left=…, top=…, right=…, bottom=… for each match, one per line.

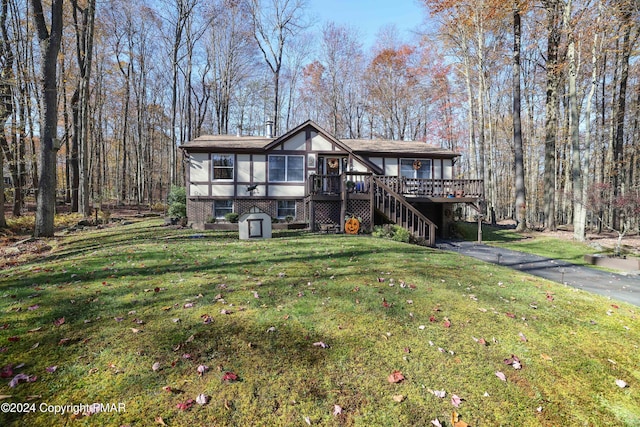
left=308, top=172, right=373, bottom=195
left=375, top=176, right=484, bottom=198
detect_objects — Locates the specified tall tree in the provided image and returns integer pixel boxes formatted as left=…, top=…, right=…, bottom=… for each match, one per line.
left=513, top=0, right=527, bottom=231
left=541, top=0, right=562, bottom=231
left=250, top=0, right=306, bottom=136
left=70, top=0, right=96, bottom=217
left=31, top=0, right=64, bottom=238
left=0, top=0, right=14, bottom=228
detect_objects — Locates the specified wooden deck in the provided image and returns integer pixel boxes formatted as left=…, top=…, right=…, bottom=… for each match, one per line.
left=306, top=173, right=483, bottom=246
left=308, top=173, right=483, bottom=201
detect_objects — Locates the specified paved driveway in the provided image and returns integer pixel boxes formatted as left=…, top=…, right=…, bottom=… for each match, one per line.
left=437, top=241, right=640, bottom=307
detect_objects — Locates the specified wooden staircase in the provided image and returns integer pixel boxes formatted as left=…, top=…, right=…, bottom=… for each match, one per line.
left=372, top=176, right=437, bottom=246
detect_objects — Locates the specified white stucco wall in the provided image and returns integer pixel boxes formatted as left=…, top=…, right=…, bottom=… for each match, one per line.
left=283, top=133, right=306, bottom=151
left=212, top=184, right=235, bottom=197
left=311, top=132, right=334, bottom=151
left=268, top=185, right=305, bottom=197
left=433, top=161, right=442, bottom=180
left=237, top=154, right=251, bottom=182
left=253, top=155, right=266, bottom=181
left=443, top=159, right=453, bottom=179
left=385, top=161, right=398, bottom=176
left=189, top=153, right=209, bottom=181
left=189, top=183, right=209, bottom=197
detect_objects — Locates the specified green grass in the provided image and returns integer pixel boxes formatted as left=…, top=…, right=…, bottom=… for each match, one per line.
left=454, top=222, right=607, bottom=266
left=1, top=219, right=639, bottom=426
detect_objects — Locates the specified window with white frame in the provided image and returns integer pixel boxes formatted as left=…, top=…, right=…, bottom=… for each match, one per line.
left=268, top=155, right=304, bottom=182
left=400, top=158, right=431, bottom=179
left=212, top=154, right=234, bottom=180
left=277, top=200, right=296, bottom=219
left=213, top=200, right=233, bottom=218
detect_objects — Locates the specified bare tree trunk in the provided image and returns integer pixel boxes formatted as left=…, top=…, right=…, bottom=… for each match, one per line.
left=513, top=1, right=527, bottom=232
left=72, top=0, right=96, bottom=217
left=542, top=0, right=561, bottom=231
left=31, top=0, right=63, bottom=238
left=612, top=8, right=634, bottom=230
left=565, top=0, right=585, bottom=241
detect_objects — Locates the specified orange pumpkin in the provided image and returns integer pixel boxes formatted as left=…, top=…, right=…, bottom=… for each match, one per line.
left=345, top=217, right=360, bottom=234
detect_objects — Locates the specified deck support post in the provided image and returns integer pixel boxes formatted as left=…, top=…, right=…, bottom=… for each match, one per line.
left=340, top=173, right=347, bottom=232
left=309, top=199, right=315, bottom=231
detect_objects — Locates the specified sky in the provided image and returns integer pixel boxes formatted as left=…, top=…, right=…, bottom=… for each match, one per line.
left=306, top=0, right=428, bottom=50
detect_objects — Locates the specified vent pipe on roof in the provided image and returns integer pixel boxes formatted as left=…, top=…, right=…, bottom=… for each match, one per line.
left=266, top=120, right=274, bottom=138
left=236, top=125, right=242, bottom=137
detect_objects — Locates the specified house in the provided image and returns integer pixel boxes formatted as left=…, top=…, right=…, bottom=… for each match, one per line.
left=180, top=120, right=483, bottom=246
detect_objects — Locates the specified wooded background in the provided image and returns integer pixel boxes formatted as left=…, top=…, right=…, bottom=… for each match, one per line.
left=0, top=0, right=638, bottom=239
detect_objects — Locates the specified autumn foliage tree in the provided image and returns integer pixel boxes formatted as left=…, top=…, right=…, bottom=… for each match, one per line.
left=365, top=45, right=425, bottom=140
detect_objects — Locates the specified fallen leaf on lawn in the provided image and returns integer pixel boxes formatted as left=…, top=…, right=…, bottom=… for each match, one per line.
left=615, top=379, right=627, bottom=388
left=9, top=373, right=37, bottom=388
left=387, top=370, right=405, bottom=384
left=46, top=366, right=57, bottom=373
left=451, top=394, right=462, bottom=407
left=220, top=309, right=232, bottom=315
left=518, top=332, right=527, bottom=342
left=443, top=318, right=451, bottom=328
left=313, top=342, right=328, bottom=348
left=540, top=353, right=553, bottom=361
left=186, top=334, right=195, bottom=343
left=196, top=393, right=209, bottom=405
left=27, top=305, right=40, bottom=311
left=130, top=328, right=142, bottom=333
left=172, top=318, right=181, bottom=323
left=28, top=327, right=42, bottom=333
left=431, top=419, right=443, bottom=427
left=155, top=416, right=166, bottom=425
left=472, top=336, right=487, bottom=346
left=152, top=362, right=161, bottom=372
left=31, top=342, right=39, bottom=349
left=495, top=371, right=506, bottom=381
left=253, top=291, right=260, bottom=298
left=478, top=307, right=488, bottom=312
left=114, top=317, right=123, bottom=322
left=505, top=312, right=516, bottom=319
left=430, top=389, right=446, bottom=398
left=451, top=410, right=470, bottom=427
left=58, top=338, right=70, bottom=345
left=267, top=326, right=277, bottom=333
left=182, top=354, right=191, bottom=359
left=184, top=303, right=194, bottom=309
left=0, top=395, right=12, bottom=400
left=333, top=404, right=342, bottom=416
left=429, top=315, right=438, bottom=323
left=197, top=365, right=209, bottom=376
left=304, top=415, right=311, bottom=425
left=392, top=394, right=405, bottom=402
left=504, top=354, right=522, bottom=369
left=222, top=371, right=238, bottom=382
left=0, top=365, right=13, bottom=378
left=7, top=336, right=19, bottom=342
left=176, top=399, right=194, bottom=411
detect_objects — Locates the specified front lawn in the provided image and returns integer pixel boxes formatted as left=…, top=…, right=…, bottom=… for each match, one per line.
left=1, top=219, right=638, bottom=426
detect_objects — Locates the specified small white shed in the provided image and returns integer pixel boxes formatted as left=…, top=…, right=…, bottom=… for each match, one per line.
left=238, top=207, right=272, bottom=240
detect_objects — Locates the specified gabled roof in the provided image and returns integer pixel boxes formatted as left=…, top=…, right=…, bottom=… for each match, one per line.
left=181, top=120, right=459, bottom=159
left=343, top=139, right=460, bottom=158
left=180, top=135, right=271, bottom=151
